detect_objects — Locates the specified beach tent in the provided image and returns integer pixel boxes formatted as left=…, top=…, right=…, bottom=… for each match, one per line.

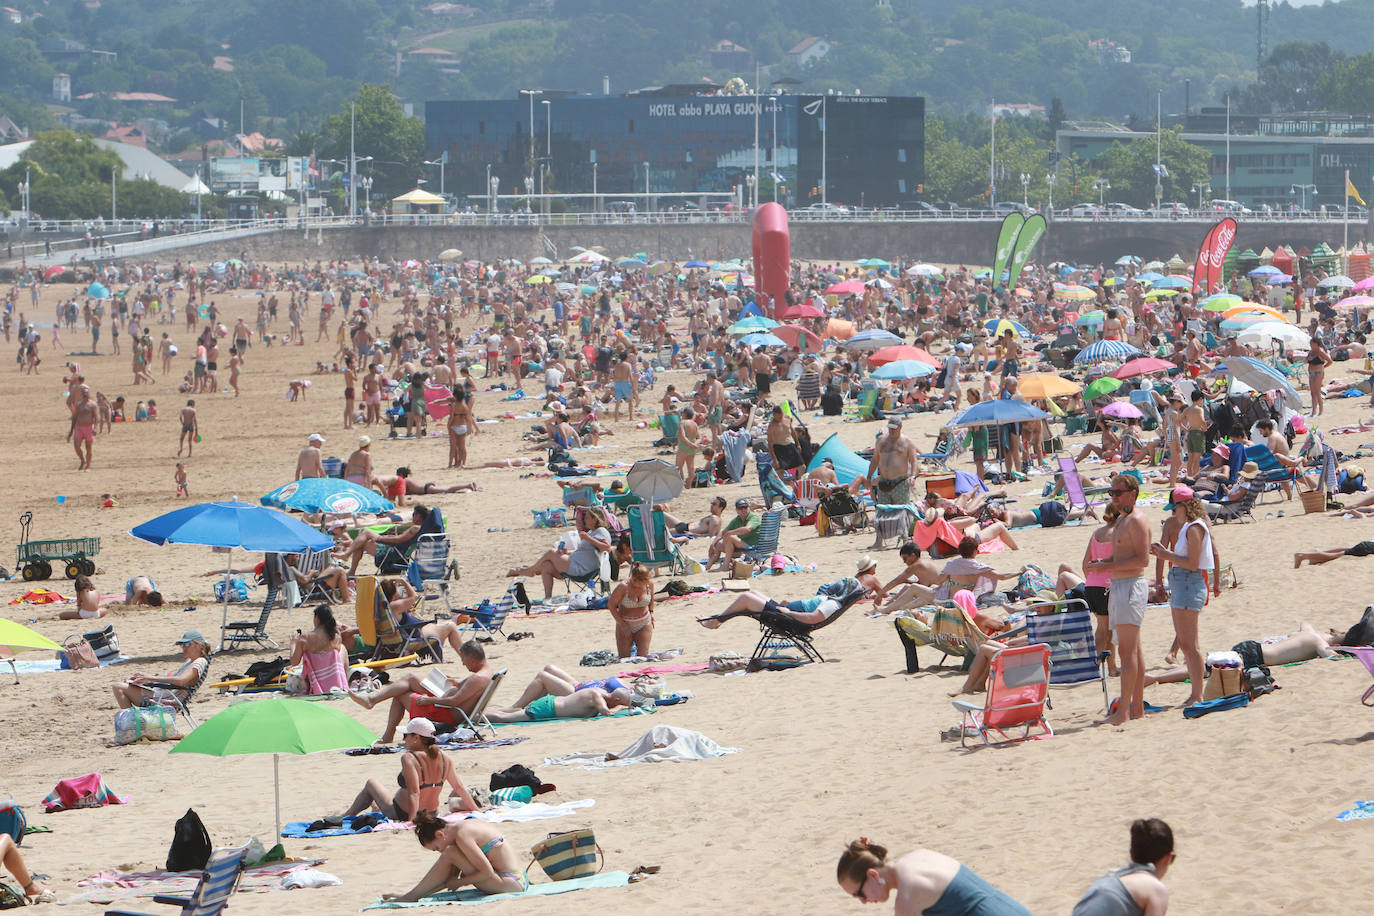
left=806, top=434, right=869, bottom=484
left=1270, top=246, right=1294, bottom=276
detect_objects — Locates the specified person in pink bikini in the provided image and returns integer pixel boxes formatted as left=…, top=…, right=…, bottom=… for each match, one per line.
left=289, top=605, right=348, bottom=694
left=1055, top=504, right=1121, bottom=676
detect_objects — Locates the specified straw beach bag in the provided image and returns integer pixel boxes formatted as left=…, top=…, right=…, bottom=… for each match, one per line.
left=529, top=828, right=603, bottom=882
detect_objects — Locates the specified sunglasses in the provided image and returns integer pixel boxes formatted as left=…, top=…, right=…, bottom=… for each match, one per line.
left=1109, top=487, right=1132, bottom=495
left=852, top=875, right=869, bottom=900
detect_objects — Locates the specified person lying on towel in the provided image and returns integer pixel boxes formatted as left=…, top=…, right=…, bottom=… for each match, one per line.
left=485, top=684, right=633, bottom=723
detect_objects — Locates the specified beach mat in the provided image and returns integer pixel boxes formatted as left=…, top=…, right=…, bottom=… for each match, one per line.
left=68, top=858, right=324, bottom=905
left=284, top=799, right=596, bottom=837
left=363, top=871, right=631, bottom=908
left=342, top=736, right=527, bottom=755
left=1337, top=800, right=1374, bottom=822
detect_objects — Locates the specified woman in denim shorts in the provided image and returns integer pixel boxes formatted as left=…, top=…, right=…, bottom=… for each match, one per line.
left=1149, top=486, right=1217, bottom=706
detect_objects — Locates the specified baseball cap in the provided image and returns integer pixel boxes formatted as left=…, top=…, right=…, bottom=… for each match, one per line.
left=175, top=630, right=206, bottom=646
left=308, top=433, right=325, bottom=444
left=1165, top=485, right=1195, bottom=510
left=404, top=718, right=436, bottom=739
left=886, top=417, right=902, bottom=428
left=735, top=498, right=751, bottom=508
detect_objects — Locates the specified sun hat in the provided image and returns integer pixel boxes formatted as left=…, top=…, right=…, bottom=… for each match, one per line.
left=855, top=555, right=877, bottom=574
left=308, top=433, right=325, bottom=444
left=1239, top=461, right=1260, bottom=479
left=358, top=435, right=371, bottom=447
left=175, top=630, right=206, bottom=646
left=404, top=718, right=436, bottom=739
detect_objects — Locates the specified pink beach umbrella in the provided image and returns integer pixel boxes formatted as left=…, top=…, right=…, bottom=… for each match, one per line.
left=1100, top=401, right=1144, bottom=420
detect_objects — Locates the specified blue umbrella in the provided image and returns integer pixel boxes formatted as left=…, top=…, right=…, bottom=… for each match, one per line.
left=1149, top=276, right=1191, bottom=289
left=872, top=359, right=936, bottom=380
left=87, top=282, right=110, bottom=298
left=131, top=500, right=333, bottom=648
left=984, top=318, right=1032, bottom=338
left=740, top=332, right=787, bottom=348
left=1137, top=271, right=1166, bottom=282
left=684, top=260, right=709, bottom=268
left=1074, top=340, right=1143, bottom=365
left=1219, top=356, right=1303, bottom=406
left=1266, top=273, right=1293, bottom=285
left=728, top=316, right=781, bottom=334
left=950, top=399, right=1051, bottom=427
left=616, top=258, right=648, bottom=269
left=342, top=269, right=367, bottom=278
left=1248, top=265, right=1282, bottom=277
left=260, top=478, right=393, bottom=515
left=841, top=328, right=904, bottom=351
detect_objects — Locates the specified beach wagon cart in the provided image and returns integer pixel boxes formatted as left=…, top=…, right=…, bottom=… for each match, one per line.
left=15, top=511, right=99, bottom=580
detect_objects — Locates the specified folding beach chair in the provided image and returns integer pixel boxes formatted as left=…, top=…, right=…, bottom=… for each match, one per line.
left=655, top=413, right=682, bottom=450
left=951, top=644, right=1052, bottom=748
left=406, top=533, right=456, bottom=616
left=295, top=547, right=340, bottom=605
left=1206, top=485, right=1258, bottom=524
left=1337, top=647, right=1374, bottom=705
left=817, top=489, right=869, bottom=536
left=142, top=658, right=211, bottom=730
left=1024, top=600, right=1111, bottom=712
left=105, top=844, right=249, bottom=916
left=748, top=579, right=866, bottom=669
left=756, top=450, right=797, bottom=510
left=439, top=668, right=506, bottom=740
left=793, top=477, right=825, bottom=518
left=893, top=600, right=994, bottom=672
left=1056, top=456, right=1106, bottom=514
left=741, top=508, right=784, bottom=563
left=221, top=554, right=285, bottom=651
left=627, top=506, right=687, bottom=575
left=376, top=507, right=445, bottom=575
left=1244, top=443, right=1296, bottom=504
left=461, top=582, right=525, bottom=641
left=372, top=586, right=444, bottom=663
left=851, top=387, right=880, bottom=420
left=919, top=429, right=968, bottom=472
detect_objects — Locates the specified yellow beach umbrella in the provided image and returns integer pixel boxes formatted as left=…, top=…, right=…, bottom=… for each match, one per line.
left=1017, top=373, right=1083, bottom=399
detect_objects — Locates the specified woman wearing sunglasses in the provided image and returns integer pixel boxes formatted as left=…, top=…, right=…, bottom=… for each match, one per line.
left=836, top=838, right=1028, bottom=913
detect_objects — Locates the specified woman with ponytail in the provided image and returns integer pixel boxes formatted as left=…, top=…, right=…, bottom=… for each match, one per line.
left=381, top=813, right=527, bottom=902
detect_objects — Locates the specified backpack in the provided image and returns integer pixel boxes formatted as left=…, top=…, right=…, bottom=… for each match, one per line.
left=1038, top=500, right=1068, bottom=528
left=0, top=800, right=25, bottom=846
left=489, top=764, right=541, bottom=792
left=166, top=808, right=212, bottom=872
left=1244, top=665, right=1279, bottom=699
left=1341, top=606, right=1374, bottom=648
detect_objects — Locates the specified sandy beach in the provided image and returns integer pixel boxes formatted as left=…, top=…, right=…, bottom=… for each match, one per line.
left=5, top=267, right=1374, bottom=915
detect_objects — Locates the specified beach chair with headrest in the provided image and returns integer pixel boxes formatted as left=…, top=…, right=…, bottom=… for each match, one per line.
left=296, top=547, right=340, bottom=605
left=1206, top=483, right=1258, bottom=524
left=628, top=506, right=687, bottom=576
left=951, top=643, right=1053, bottom=748
left=1056, top=456, right=1107, bottom=514
left=141, top=655, right=211, bottom=730
left=893, top=599, right=995, bottom=672
left=756, top=451, right=796, bottom=510
left=1243, top=443, right=1296, bottom=503
left=105, top=843, right=250, bottom=916
left=1024, top=599, right=1110, bottom=711
left=406, top=533, right=456, bottom=617
left=221, top=554, right=285, bottom=651
left=748, top=578, right=867, bottom=669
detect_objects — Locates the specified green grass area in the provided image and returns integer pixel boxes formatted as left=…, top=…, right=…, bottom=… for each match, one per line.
left=405, top=18, right=544, bottom=55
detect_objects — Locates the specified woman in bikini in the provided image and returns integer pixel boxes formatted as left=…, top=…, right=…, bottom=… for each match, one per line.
left=385, top=812, right=527, bottom=902
left=675, top=405, right=705, bottom=481
left=340, top=717, right=478, bottom=824
left=446, top=392, right=478, bottom=469
left=289, top=604, right=349, bottom=695
left=1307, top=337, right=1333, bottom=416
left=608, top=564, right=655, bottom=658
left=57, top=574, right=103, bottom=620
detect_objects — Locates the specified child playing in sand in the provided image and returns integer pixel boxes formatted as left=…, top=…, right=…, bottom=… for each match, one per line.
left=175, top=462, right=188, bottom=497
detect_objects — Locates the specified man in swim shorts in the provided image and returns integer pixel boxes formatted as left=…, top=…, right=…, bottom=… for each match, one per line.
left=67, top=385, right=98, bottom=470
left=1088, top=474, right=1151, bottom=726
left=486, top=685, right=632, bottom=723
left=611, top=353, right=635, bottom=421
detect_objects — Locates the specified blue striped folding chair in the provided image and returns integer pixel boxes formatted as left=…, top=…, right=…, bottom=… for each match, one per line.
left=105, top=844, right=249, bottom=916
left=1024, top=599, right=1110, bottom=711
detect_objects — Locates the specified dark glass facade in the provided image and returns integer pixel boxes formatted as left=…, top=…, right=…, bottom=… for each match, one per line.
left=424, top=94, right=924, bottom=209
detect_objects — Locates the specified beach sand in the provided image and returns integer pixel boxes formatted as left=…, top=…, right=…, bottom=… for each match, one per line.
left=5, top=275, right=1374, bottom=914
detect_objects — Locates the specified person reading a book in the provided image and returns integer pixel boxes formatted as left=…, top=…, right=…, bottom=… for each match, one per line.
left=349, top=640, right=493, bottom=744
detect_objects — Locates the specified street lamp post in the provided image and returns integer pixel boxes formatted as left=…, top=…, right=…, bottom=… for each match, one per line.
left=1020, top=172, right=1030, bottom=209
left=485, top=164, right=491, bottom=213
left=423, top=157, right=445, bottom=201
left=542, top=98, right=551, bottom=216
left=1095, top=178, right=1111, bottom=212
left=1290, top=183, right=1316, bottom=213
left=1193, top=181, right=1211, bottom=213
left=643, top=161, right=650, bottom=210
left=524, top=176, right=533, bottom=216
left=17, top=168, right=28, bottom=227
left=359, top=175, right=372, bottom=220
left=519, top=88, right=541, bottom=207
left=489, top=174, right=499, bottom=214
left=1046, top=172, right=1056, bottom=212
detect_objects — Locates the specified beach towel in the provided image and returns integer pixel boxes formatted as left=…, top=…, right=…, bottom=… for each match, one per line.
left=68, top=858, right=323, bottom=906
left=282, top=800, right=597, bottom=837
left=7, top=588, right=69, bottom=604
left=343, top=736, right=528, bottom=755
left=615, top=664, right=709, bottom=678
left=1336, top=800, right=1374, bottom=822
left=542, top=726, right=738, bottom=769
left=363, top=871, right=632, bottom=908
left=42, top=773, right=129, bottom=812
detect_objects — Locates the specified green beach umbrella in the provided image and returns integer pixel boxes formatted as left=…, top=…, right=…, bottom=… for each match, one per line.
left=171, top=698, right=378, bottom=841
left=1083, top=377, right=1123, bottom=400
left=0, top=617, right=63, bottom=652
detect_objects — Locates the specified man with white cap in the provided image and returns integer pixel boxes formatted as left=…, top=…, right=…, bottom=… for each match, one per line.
left=866, top=417, right=920, bottom=506
left=296, top=433, right=326, bottom=480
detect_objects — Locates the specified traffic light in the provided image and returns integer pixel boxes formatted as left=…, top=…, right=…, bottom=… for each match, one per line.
left=916, top=183, right=924, bottom=194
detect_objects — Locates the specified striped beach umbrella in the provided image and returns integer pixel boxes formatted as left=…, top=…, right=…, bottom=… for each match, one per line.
left=1073, top=340, right=1142, bottom=365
